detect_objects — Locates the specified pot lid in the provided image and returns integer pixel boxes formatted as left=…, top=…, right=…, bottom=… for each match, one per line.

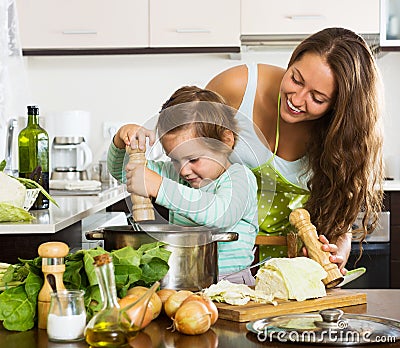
left=246, top=309, right=400, bottom=345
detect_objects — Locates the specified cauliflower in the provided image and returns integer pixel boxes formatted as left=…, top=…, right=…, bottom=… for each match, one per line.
left=0, top=172, right=35, bottom=222
left=0, top=172, right=26, bottom=208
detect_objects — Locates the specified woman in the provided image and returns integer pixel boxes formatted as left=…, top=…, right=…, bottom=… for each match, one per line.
left=114, top=27, right=384, bottom=274
left=206, top=27, right=384, bottom=272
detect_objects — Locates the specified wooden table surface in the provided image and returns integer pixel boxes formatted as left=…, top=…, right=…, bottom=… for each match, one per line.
left=1, top=289, right=399, bottom=348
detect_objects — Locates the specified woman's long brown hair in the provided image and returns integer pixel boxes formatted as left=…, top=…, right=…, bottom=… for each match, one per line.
left=289, top=28, right=384, bottom=244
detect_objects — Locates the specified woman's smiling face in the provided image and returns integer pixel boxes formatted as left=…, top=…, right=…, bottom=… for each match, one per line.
left=280, top=52, right=336, bottom=123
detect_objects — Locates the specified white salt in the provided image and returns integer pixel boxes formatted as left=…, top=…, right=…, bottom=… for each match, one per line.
left=47, top=312, right=86, bottom=341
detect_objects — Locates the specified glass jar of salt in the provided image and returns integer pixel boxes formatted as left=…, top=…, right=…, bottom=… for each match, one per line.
left=47, top=289, right=86, bottom=342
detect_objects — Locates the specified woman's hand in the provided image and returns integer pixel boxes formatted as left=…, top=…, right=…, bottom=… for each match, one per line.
left=125, top=162, right=162, bottom=198
left=114, top=124, right=156, bottom=150
left=302, top=233, right=352, bottom=275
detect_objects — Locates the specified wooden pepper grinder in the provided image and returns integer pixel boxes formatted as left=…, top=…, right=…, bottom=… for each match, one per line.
left=289, top=209, right=344, bottom=288
left=126, top=145, right=155, bottom=221
left=37, top=241, right=69, bottom=329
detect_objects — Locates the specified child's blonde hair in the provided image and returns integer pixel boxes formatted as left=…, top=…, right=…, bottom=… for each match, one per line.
left=157, top=86, right=238, bottom=154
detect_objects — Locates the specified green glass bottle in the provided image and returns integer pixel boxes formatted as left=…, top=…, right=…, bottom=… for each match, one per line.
left=18, top=105, right=49, bottom=209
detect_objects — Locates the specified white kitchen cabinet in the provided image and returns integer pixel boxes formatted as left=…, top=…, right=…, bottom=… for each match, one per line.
left=16, top=0, right=148, bottom=49
left=241, top=0, right=379, bottom=36
left=149, top=0, right=240, bottom=47
left=380, top=0, right=400, bottom=48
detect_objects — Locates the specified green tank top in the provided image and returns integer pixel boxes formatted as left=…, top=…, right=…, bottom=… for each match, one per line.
left=251, top=97, right=310, bottom=259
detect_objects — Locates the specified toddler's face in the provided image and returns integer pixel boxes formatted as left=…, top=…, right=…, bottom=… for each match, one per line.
left=161, top=131, right=231, bottom=188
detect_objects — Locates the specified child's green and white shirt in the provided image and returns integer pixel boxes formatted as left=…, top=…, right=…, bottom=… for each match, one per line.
left=107, top=142, right=258, bottom=275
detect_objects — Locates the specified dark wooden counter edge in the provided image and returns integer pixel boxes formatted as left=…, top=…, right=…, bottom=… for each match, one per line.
left=0, top=221, right=82, bottom=264
left=1, top=289, right=399, bottom=348
left=22, top=46, right=240, bottom=56
left=380, top=46, right=400, bottom=51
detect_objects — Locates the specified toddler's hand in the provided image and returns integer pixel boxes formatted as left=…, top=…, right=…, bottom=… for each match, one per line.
left=114, top=124, right=156, bottom=150
left=126, top=162, right=162, bottom=198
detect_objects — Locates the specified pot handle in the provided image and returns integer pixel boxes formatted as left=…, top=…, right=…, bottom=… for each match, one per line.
left=211, top=232, right=239, bottom=242
left=85, top=229, right=105, bottom=240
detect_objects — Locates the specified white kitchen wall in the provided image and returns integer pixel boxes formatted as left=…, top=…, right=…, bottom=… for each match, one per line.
left=378, top=52, right=400, bottom=178
left=1, top=50, right=400, bottom=178
left=10, top=50, right=293, bottom=169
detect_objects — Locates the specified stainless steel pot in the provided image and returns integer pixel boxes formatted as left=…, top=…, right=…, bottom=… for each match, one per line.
left=85, top=224, right=238, bottom=291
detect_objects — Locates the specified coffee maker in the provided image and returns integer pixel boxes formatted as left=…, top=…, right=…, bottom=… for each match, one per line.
left=51, top=136, right=93, bottom=180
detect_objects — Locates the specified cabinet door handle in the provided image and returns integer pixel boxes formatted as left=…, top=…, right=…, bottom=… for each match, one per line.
left=175, top=28, right=211, bottom=34
left=286, top=15, right=325, bottom=21
left=62, top=30, right=98, bottom=35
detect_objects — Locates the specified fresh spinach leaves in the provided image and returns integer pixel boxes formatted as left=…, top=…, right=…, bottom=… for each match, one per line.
left=0, top=272, right=43, bottom=331
left=0, top=243, right=170, bottom=331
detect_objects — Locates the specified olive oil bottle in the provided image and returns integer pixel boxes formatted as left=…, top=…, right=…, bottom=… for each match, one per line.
left=85, top=254, right=159, bottom=347
left=18, top=105, right=49, bottom=209
left=85, top=254, right=128, bottom=347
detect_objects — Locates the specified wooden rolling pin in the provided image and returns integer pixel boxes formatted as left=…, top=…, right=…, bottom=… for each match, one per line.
left=37, top=241, right=69, bottom=329
left=289, top=209, right=344, bottom=288
left=126, top=145, right=155, bottom=221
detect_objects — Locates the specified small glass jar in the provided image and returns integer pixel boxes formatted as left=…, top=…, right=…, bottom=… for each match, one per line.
left=47, top=289, right=86, bottom=342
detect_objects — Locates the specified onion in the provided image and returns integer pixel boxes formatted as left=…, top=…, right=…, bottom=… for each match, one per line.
left=173, top=300, right=211, bottom=335
left=182, top=294, right=219, bottom=325
left=164, top=290, right=193, bottom=318
left=156, top=288, right=177, bottom=311
left=118, top=294, right=153, bottom=329
left=127, top=286, right=162, bottom=319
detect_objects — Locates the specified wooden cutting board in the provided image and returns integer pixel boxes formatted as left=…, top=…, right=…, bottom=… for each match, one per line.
left=215, top=288, right=367, bottom=322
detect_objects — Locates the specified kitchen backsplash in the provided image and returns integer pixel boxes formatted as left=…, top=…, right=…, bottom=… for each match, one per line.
left=1, top=50, right=400, bottom=177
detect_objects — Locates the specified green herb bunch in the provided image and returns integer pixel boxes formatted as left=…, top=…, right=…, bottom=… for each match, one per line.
left=0, top=243, right=170, bottom=331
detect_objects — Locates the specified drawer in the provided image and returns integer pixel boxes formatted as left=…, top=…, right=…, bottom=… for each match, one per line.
left=149, top=0, right=240, bottom=47
left=241, top=0, right=379, bottom=35
left=391, top=260, right=400, bottom=288
left=391, top=225, right=400, bottom=261
left=17, top=0, right=148, bottom=49
left=390, top=192, right=400, bottom=225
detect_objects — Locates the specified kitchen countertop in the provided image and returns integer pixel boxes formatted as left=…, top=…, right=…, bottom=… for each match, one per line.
left=0, top=185, right=129, bottom=234
left=0, top=289, right=398, bottom=347
left=0, top=179, right=396, bottom=235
